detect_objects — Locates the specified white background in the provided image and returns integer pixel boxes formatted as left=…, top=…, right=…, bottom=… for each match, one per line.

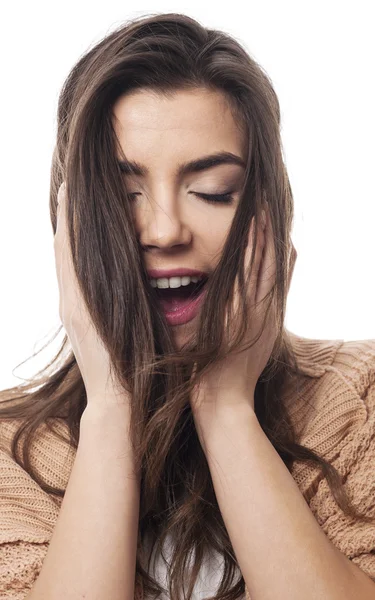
left=0, top=1, right=374, bottom=390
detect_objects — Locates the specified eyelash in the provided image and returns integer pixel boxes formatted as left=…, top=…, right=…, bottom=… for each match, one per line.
left=128, top=192, right=235, bottom=205
left=195, top=192, right=234, bottom=205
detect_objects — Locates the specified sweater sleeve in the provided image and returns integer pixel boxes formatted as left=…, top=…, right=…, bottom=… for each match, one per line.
left=0, top=443, right=58, bottom=598
left=0, top=430, right=145, bottom=600
left=0, top=540, right=49, bottom=599
left=306, top=339, right=375, bottom=582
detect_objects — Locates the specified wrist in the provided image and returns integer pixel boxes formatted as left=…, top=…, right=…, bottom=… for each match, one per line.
left=80, top=399, right=133, bottom=441
left=80, top=403, right=140, bottom=481
left=192, top=401, right=257, bottom=448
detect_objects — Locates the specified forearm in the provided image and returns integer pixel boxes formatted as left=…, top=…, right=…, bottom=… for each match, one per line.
left=195, top=404, right=375, bottom=600
left=27, top=402, right=140, bottom=600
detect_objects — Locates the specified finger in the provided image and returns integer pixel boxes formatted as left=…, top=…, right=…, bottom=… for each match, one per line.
left=255, top=203, right=276, bottom=307
left=287, top=243, right=297, bottom=292
left=225, top=211, right=265, bottom=338
left=246, top=212, right=266, bottom=309
left=55, top=182, right=67, bottom=236
left=57, top=181, right=66, bottom=204
left=54, top=181, right=76, bottom=320
left=231, top=216, right=260, bottom=318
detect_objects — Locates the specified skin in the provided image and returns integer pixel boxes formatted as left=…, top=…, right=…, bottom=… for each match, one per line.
left=112, top=87, right=247, bottom=347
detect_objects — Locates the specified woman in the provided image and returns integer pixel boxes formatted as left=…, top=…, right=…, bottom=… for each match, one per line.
left=0, top=12, right=375, bottom=600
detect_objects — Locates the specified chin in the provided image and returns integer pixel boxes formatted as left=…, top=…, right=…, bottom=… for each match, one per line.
left=172, top=318, right=197, bottom=348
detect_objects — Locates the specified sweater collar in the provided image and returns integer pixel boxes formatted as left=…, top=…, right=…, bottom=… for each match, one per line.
left=285, top=329, right=344, bottom=378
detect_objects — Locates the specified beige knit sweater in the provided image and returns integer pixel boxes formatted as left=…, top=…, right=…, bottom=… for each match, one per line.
left=1, top=331, right=375, bottom=599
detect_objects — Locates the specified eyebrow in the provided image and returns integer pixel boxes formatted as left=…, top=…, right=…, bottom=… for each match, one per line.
left=117, top=151, right=246, bottom=177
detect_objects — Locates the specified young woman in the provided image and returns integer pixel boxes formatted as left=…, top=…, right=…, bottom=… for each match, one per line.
left=1, top=12, right=374, bottom=600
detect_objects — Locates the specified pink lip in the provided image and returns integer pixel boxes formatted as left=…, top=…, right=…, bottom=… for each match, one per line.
left=147, top=268, right=207, bottom=279
left=161, top=288, right=208, bottom=326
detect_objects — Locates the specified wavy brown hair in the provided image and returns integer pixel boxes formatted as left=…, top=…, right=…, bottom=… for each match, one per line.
left=0, top=12, right=372, bottom=600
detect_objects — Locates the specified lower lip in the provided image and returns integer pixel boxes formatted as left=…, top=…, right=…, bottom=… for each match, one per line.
left=160, top=288, right=208, bottom=326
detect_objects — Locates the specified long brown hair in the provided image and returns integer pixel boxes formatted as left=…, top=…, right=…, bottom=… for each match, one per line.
left=0, top=12, right=372, bottom=600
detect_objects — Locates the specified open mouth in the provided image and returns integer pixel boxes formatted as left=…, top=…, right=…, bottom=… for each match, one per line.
left=152, top=276, right=209, bottom=312
left=153, top=276, right=208, bottom=298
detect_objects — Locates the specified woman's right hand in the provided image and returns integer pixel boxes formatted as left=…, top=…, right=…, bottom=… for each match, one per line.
left=54, top=182, right=130, bottom=409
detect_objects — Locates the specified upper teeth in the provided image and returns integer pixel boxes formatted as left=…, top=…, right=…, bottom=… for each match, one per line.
left=150, top=275, right=204, bottom=289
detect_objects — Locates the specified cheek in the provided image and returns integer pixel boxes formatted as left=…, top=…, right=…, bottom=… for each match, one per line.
left=198, top=219, right=233, bottom=255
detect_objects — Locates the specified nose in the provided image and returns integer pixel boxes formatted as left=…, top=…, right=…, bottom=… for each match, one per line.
left=137, top=194, right=192, bottom=251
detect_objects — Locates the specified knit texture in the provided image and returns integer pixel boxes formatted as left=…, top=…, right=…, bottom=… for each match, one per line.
left=0, top=330, right=375, bottom=598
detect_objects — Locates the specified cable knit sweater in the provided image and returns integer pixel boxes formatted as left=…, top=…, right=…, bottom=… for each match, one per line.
left=1, top=331, right=375, bottom=599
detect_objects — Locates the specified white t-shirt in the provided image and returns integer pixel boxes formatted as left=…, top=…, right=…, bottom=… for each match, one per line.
left=143, top=531, right=245, bottom=599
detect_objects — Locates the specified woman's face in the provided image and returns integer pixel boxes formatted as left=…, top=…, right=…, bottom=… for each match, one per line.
left=112, top=87, right=246, bottom=345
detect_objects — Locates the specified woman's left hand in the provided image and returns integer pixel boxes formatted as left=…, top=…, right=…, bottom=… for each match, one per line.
left=190, top=203, right=297, bottom=418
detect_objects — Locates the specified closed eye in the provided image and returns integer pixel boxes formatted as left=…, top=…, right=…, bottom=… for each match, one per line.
left=193, top=192, right=234, bottom=205
left=127, top=191, right=235, bottom=205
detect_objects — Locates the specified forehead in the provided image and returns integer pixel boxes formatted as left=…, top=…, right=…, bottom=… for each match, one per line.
left=112, top=88, right=245, bottom=161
